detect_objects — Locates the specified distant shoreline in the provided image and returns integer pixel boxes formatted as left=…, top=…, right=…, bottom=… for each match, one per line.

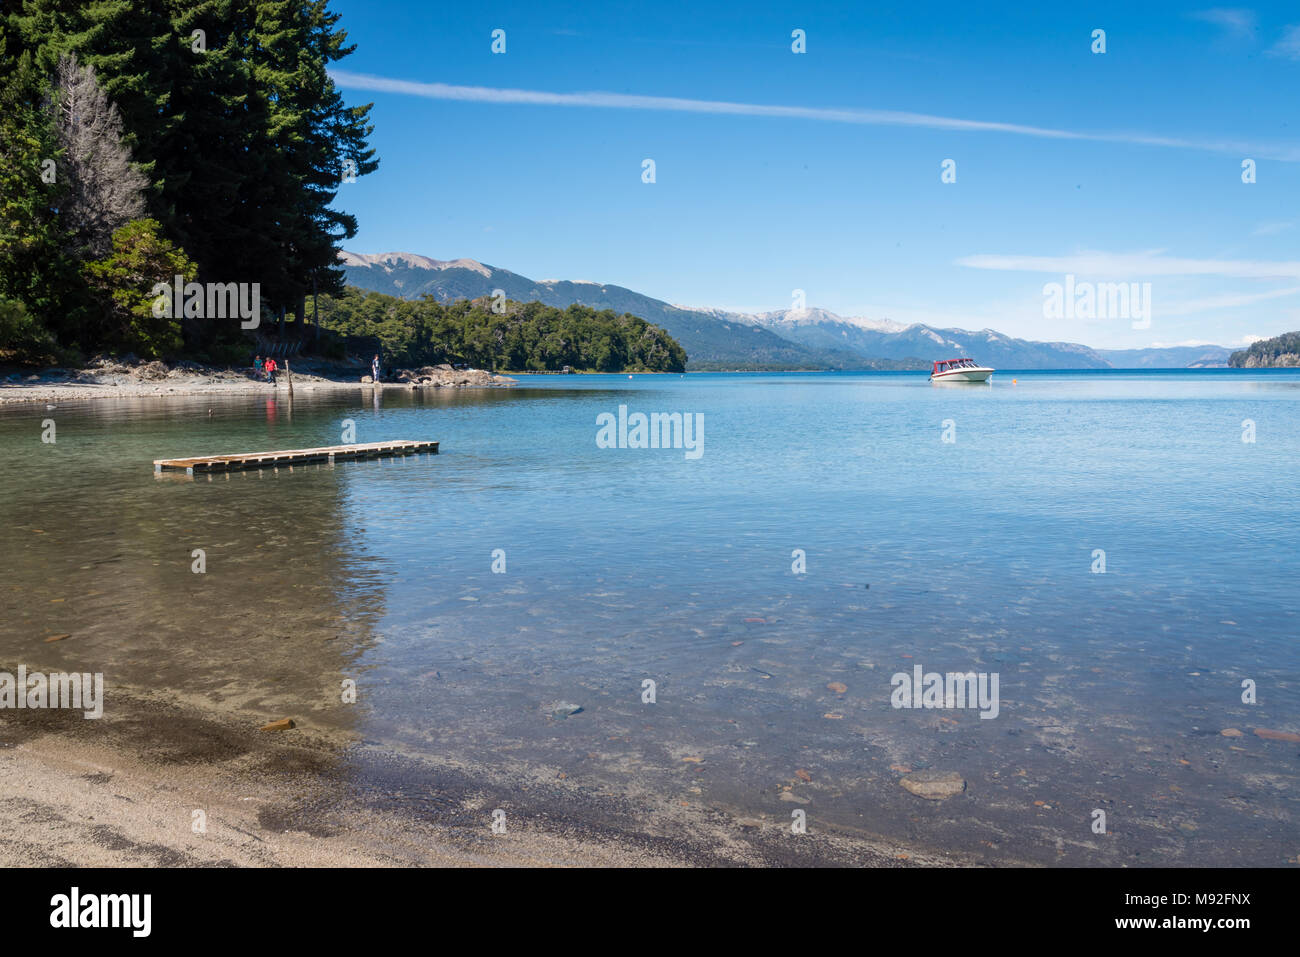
left=2, top=363, right=1281, bottom=406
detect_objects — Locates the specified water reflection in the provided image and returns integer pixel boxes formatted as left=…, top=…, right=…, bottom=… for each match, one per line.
left=1, top=375, right=1298, bottom=866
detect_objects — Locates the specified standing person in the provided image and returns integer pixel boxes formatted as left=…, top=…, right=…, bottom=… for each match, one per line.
left=371, top=354, right=381, bottom=383
left=253, top=355, right=264, bottom=380
left=267, top=357, right=277, bottom=384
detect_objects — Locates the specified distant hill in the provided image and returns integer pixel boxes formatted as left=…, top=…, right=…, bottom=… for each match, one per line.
left=339, top=252, right=858, bottom=369
left=741, top=308, right=1111, bottom=369
left=316, top=286, right=688, bottom=372
left=1096, top=345, right=1231, bottom=368
left=1229, top=332, right=1300, bottom=367
left=340, top=252, right=1233, bottom=371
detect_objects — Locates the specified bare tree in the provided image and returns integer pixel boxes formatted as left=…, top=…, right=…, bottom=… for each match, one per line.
left=48, top=53, right=147, bottom=257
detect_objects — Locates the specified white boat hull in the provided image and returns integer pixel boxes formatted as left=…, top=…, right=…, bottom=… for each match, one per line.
left=930, top=367, right=993, bottom=382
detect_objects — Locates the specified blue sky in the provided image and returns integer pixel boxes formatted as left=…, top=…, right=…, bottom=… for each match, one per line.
left=328, top=1, right=1300, bottom=349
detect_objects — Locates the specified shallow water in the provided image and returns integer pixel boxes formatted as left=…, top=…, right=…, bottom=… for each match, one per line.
left=2, top=370, right=1297, bottom=865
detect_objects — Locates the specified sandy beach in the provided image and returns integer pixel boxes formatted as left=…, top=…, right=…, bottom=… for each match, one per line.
left=0, top=677, right=972, bottom=868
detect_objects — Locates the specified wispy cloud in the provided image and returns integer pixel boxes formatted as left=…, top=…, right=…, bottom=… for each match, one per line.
left=1190, top=8, right=1257, bottom=38
left=1252, top=220, right=1294, bottom=236
left=1268, top=24, right=1300, bottom=58
left=1163, top=286, right=1300, bottom=315
left=329, top=70, right=1300, bottom=162
left=956, top=250, right=1300, bottom=279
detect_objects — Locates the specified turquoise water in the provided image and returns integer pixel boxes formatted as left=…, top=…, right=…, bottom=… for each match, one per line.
left=2, top=370, right=1298, bottom=864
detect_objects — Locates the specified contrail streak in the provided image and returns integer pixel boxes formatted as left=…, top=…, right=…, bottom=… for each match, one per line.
left=329, top=70, right=1300, bottom=162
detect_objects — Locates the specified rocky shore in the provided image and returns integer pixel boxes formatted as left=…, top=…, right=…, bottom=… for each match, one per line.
left=0, top=355, right=516, bottom=405
left=1229, top=353, right=1300, bottom=368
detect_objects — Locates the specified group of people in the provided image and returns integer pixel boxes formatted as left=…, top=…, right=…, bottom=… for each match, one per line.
left=252, top=355, right=279, bottom=384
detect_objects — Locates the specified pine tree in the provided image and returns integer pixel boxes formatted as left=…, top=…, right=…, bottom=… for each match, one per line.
left=4, top=0, right=378, bottom=354
left=0, top=36, right=78, bottom=344
left=247, top=0, right=377, bottom=328
left=48, top=52, right=148, bottom=257
left=10, top=0, right=179, bottom=210
left=83, top=218, right=196, bottom=356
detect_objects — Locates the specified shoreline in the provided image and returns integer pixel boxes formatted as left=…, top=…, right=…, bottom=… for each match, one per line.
left=0, top=683, right=976, bottom=868
left=0, top=357, right=516, bottom=406
left=3, top=365, right=1285, bottom=408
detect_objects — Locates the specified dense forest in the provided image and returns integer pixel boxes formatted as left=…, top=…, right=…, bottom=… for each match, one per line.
left=1229, top=332, right=1300, bottom=368
left=318, top=288, right=689, bottom=373
left=0, top=0, right=377, bottom=363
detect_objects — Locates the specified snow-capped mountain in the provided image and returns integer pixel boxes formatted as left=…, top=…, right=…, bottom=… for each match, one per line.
left=338, top=251, right=1228, bottom=369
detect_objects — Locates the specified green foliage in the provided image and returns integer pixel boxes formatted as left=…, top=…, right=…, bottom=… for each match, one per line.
left=2, top=0, right=376, bottom=359
left=82, top=219, right=197, bottom=357
left=0, top=297, right=62, bottom=362
left=0, top=41, right=72, bottom=328
left=1229, top=332, right=1300, bottom=367
left=193, top=340, right=256, bottom=367
left=318, top=288, right=688, bottom=373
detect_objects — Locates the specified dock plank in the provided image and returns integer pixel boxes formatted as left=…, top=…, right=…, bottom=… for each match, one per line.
left=154, top=440, right=439, bottom=473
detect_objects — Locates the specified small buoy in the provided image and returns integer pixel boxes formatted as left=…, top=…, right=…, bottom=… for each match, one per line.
left=1012, top=379, right=1017, bottom=385
left=628, top=375, right=633, bottom=379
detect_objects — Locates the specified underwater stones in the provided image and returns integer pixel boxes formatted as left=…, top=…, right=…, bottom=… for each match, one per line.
left=1254, top=728, right=1300, bottom=743
left=543, top=701, right=583, bottom=718
left=900, top=770, right=967, bottom=800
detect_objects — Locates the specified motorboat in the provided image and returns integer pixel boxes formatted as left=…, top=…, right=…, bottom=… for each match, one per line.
left=930, top=357, right=993, bottom=382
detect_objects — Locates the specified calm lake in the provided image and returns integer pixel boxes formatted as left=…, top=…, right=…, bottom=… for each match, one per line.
left=3, top=369, right=1298, bottom=865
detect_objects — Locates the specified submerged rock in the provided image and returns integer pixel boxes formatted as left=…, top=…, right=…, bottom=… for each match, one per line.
left=1254, top=728, right=1300, bottom=743
left=900, top=770, right=966, bottom=800
left=543, top=701, right=583, bottom=718
left=260, top=718, right=296, bottom=732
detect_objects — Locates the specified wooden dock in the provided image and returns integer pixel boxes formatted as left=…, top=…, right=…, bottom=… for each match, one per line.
left=154, top=439, right=439, bottom=474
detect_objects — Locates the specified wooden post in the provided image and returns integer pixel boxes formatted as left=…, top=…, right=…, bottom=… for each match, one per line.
left=285, top=359, right=294, bottom=397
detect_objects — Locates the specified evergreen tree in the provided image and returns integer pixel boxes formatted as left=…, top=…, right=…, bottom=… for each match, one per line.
left=82, top=217, right=197, bottom=356
left=48, top=52, right=148, bottom=257
left=0, top=37, right=76, bottom=345
left=246, top=0, right=377, bottom=327
left=3, top=0, right=378, bottom=357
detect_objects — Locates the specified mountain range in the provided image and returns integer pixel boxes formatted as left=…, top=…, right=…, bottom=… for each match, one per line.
left=338, top=252, right=1232, bottom=370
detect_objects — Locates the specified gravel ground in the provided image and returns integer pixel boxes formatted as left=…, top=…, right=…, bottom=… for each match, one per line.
left=0, top=356, right=515, bottom=405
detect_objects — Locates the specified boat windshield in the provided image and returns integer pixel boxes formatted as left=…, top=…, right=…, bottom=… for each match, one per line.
left=933, top=359, right=986, bottom=373
left=935, top=359, right=987, bottom=372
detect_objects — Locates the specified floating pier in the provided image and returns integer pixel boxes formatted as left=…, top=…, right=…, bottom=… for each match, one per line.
left=153, top=439, right=439, bottom=474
